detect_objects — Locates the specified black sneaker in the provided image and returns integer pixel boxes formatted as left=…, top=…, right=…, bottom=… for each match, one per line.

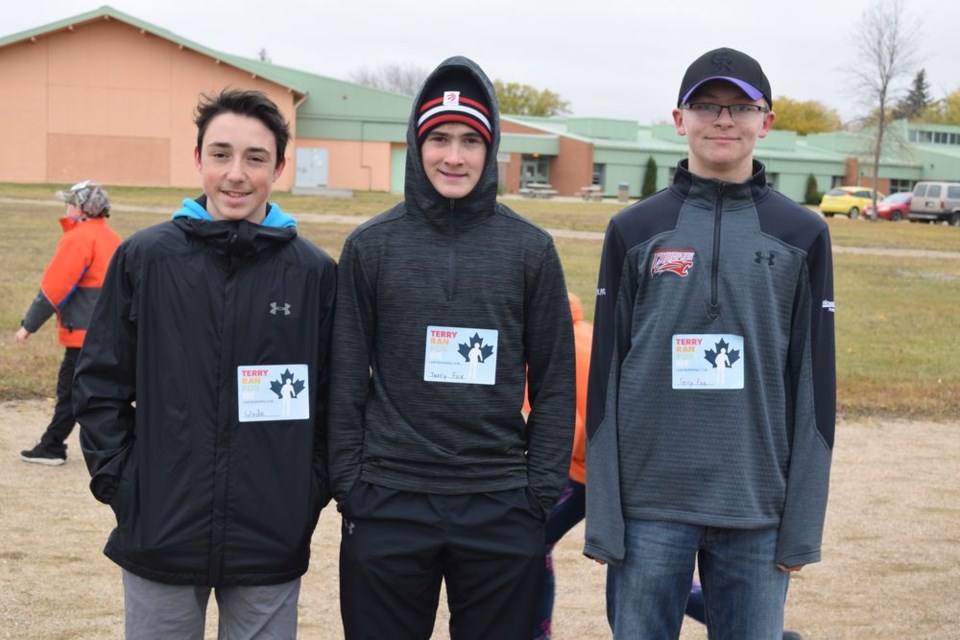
left=783, top=632, right=804, bottom=640
left=20, top=442, right=66, bottom=466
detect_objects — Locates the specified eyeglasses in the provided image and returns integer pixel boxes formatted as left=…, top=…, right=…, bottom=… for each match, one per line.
left=683, top=103, right=770, bottom=122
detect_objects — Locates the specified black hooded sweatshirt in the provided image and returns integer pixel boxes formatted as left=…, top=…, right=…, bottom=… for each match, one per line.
left=327, top=56, right=575, bottom=511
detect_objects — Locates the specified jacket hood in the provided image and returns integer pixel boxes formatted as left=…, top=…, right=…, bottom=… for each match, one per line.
left=405, top=56, right=501, bottom=226
left=172, top=196, right=297, bottom=228
left=59, top=215, right=109, bottom=233
left=172, top=196, right=298, bottom=270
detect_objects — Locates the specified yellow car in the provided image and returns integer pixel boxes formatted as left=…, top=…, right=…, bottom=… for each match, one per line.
left=819, top=186, right=885, bottom=219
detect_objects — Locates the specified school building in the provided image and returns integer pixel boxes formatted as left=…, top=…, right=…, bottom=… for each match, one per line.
left=3, top=5, right=960, bottom=202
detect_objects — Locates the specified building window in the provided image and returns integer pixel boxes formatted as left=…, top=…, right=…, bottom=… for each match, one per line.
left=592, top=163, right=605, bottom=186
left=521, top=155, right=550, bottom=186
left=889, top=179, right=913, bottom=193
left=907, top=128, right=960, bottom=145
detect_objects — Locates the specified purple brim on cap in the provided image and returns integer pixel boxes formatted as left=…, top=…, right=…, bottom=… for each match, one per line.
left=681, top=76, right=763, bottom=105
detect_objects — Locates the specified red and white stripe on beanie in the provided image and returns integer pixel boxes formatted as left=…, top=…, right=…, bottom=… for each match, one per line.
left=417, top=90, right=492, bottom=144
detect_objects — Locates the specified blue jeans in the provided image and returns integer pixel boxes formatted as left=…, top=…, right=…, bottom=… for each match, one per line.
left=607, top=520, right=789, bottom=640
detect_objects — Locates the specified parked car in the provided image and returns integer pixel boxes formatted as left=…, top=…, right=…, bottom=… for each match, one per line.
left=819, top=186, right=885, bottom=219
left=909, top=181, right=960, bottom=226
left=864, top=192, right=912, bottom=221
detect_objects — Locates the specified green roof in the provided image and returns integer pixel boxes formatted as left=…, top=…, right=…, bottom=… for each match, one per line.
left=216, top=55, right=414, bottom=124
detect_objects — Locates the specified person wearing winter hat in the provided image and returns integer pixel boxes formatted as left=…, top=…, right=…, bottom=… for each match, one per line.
left=329, top=56, right=575, bottom=640
left=585, top=47, right=835, bottom=639
left=16, top=181, right=121, bottom=466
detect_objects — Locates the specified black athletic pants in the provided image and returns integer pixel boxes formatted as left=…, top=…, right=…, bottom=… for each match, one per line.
left=39, top=347, right=81, bottom=452
left=339, top=482, right=546, bottom=640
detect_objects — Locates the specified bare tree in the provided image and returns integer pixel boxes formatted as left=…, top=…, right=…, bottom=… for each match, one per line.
left=257, top=48, right=271, bottom=63
left=349, top=63, right=430, bottom=96
left=849, top=0, right=920, bottom=213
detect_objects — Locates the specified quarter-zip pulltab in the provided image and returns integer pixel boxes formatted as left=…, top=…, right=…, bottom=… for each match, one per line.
left=446, top=199, right=457, bottom=301
left=708, top=183, right=724, bottom=319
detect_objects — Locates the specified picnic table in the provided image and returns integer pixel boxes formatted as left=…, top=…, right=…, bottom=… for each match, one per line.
left=520, top=182, right=560, bottom=199
left=579, top=185, right=604, bottom=202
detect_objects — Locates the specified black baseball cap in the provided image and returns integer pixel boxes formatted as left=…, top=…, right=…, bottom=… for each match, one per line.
left=678, top=47, right=772, bottom=108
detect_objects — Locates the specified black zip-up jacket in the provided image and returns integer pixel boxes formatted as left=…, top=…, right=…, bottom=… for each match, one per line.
left=327, top=56, right=575, bottom=512
left=74, top=200, right=336, bottom=586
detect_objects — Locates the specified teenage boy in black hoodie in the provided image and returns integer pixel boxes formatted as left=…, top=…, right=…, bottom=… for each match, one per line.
left=328, top=56, right=575, bottom=640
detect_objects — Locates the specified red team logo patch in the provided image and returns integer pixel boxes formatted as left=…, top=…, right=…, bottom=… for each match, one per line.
left=651, top=249, right=695, bottom=277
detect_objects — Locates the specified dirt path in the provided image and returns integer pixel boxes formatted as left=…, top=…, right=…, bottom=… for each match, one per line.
left=1, top=399, right=957, bottom=638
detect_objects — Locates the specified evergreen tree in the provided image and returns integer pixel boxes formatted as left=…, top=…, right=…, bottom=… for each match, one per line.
left=892, top=69, right=931, bottom=120
left=641, top=157, right=658, bottom=199
left=805, top=174, right=820, bottom=205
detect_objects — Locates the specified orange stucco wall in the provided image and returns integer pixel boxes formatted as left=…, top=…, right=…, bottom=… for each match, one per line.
left=296, top=139, right=393, bottom=192
left=0, top=17, right=297, bottom=190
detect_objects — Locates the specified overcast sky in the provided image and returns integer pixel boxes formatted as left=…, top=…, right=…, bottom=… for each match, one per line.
left=3, top=0, right=958, bottom=125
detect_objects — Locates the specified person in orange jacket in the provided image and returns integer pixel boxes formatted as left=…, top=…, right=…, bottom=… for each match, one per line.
left=16, top=181, right=121, bottom=465
left=531, top=291, right=591, bottom=640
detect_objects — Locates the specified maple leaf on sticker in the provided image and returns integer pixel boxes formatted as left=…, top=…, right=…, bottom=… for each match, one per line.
left=703, top=338, right=740, bottom=369
left=458, top=333, right=494, bottom=362
left=270, top=368, right=306, bottom=398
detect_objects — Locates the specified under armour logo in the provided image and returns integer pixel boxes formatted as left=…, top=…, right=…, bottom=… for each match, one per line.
left=754, top=251, right=776, bottom=266
left=711, top=53, right=734, bottom=73
left=269, top=302, right=291, bottom=316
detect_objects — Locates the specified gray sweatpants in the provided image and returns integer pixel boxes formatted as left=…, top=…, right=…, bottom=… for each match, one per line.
left=122, top=570, right=300, bottom=639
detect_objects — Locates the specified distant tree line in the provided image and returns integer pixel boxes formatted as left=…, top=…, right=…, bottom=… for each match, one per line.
left=348, top=63, right=571, bottom=117
left=346, top=45, right=960, bottom=130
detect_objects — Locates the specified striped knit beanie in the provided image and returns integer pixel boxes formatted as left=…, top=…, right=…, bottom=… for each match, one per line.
left=416, top=75, right=492, bottom=145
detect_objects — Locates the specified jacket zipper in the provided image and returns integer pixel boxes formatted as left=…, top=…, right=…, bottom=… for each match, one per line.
left=447, top=199, right=457, bottom=301
left=708, top=184, right=724, bottom=319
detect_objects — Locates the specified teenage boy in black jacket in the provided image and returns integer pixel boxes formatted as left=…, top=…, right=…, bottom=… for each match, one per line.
left=328, top=56, right=575, bottom=640
left=74, top=89, right=336, bottom=638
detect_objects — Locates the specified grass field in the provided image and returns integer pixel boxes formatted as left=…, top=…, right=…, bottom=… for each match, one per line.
left=2, top=182, right=958, bottom=421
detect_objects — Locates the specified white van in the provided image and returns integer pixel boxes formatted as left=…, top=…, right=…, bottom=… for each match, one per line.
left=909, top=181, right=960, bottom=226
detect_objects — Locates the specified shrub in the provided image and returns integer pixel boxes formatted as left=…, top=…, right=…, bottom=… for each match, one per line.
left=641, top=157, right=657, bottom=199
left=805, top=174, right=820, bottom=205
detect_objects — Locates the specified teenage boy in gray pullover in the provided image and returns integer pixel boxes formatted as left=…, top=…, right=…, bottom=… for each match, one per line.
left=328, top=56, right=575, bottom=640
left=585, top=48, right=836, bottom=639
